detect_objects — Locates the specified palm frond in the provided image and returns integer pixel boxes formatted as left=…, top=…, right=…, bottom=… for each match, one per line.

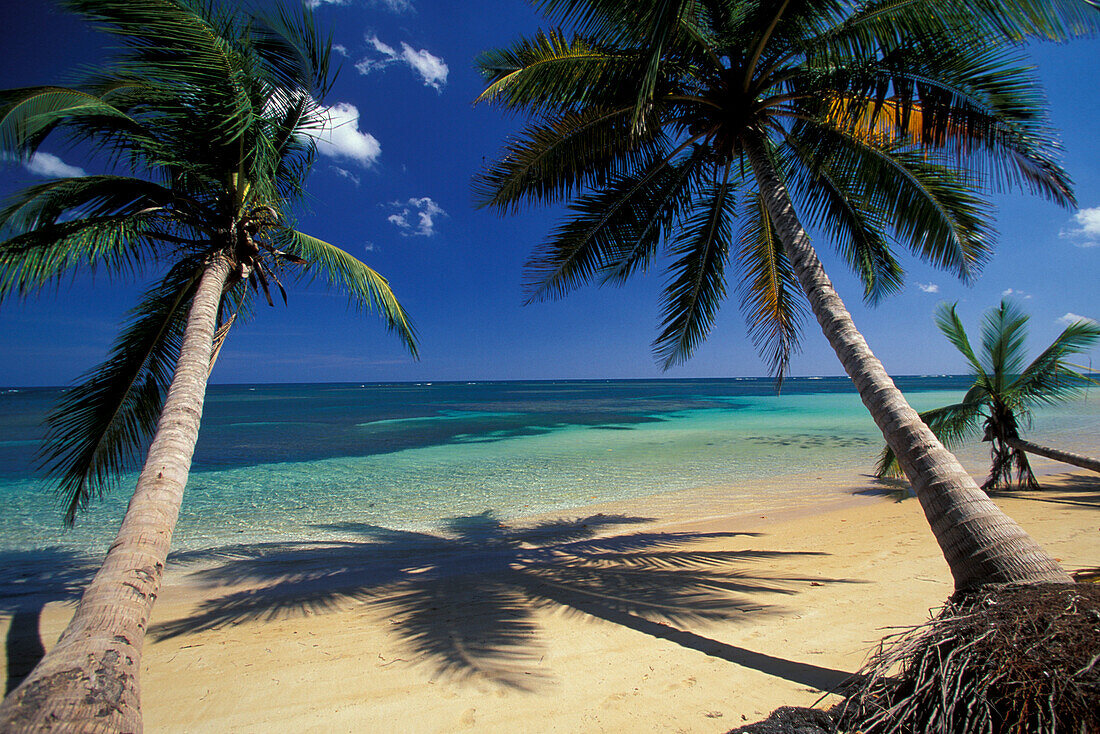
left=474, top=105, right=665, bottom=214
left=980, top=299, right=1030, bottom=392
left=1010, top=315, right=1100, bottom=407
left=934, top=301, right=988, bottom=381
left=277, top=228, right=418, bottom=357
left=0, top=175, right=192, bottom=235
left=476, top=30, right=642, bottom=116
left=779, top=132, right=902, bottom=303
left=0, top=213, right=164, bottom=301
left=734, top=191, right=806, bottom=387
left=38, top=258, right=203, bottom=525
left=524, top=147, right=698, bottom=302
left=653, top=173, right=735, bottom=369
left=0, top=86, right=135, bottom=155
left=789, top=122, right=994, bottom=283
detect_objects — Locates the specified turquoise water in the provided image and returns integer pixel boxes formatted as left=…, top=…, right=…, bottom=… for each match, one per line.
left=0, top=378, right=1097, bottom=555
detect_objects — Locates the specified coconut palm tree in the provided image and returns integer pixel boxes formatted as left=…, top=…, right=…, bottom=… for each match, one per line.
left=0, top=0, right=415, bottom=729
left=877, top=301, right=1100, bottom=490
left=475, top=0, right=1100, bottom=592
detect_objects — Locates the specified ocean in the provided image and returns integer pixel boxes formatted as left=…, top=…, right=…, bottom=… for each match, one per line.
left=1, top=377, right=1097, bottom=556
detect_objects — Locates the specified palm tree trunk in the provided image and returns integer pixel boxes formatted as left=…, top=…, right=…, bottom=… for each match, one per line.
left=745, top=138, right=1070, bottom=592
left=0, top=254, right=234, bottom=733
left=1004, top=436, right=1100, bottom=474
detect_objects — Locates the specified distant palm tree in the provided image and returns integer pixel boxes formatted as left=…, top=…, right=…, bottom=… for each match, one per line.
left=475, top=0, right=1099, bottom=591
left=0, top=0, right=415, bottom=729
left=877, top=301, right=1100, bottom=491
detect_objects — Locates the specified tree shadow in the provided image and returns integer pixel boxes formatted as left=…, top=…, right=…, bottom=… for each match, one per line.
left=853, top=475, right=915, bottom=503
left=0, top=548, right=97, bottom=693
left=997, top=472, right=1100, bottom=508
left=153, top=512, right=859, bottom=692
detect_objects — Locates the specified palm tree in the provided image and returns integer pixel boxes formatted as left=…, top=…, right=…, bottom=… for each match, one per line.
left=0, top=0, right=416, bottom=729
left=475, top=0, right=1100, bottom=592
left=878, top=301, right=1100, bottom=491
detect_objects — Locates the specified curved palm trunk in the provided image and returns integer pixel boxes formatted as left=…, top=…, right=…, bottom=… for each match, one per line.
left=746, top=138, right=1070, bottom=592
left=1004, top=436, right=1100, bottom=474
left=0, top=254, right=233, bottom=732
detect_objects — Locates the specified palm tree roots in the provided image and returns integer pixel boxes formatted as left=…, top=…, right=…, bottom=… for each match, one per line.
left=832, top=583, right=1100, bottom=733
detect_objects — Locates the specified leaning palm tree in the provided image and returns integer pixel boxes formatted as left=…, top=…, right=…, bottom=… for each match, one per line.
left=0, top=0, right=415, bottom=729
left=878, top=301, right=1100, bottom=491
left=475, top=0, right=1100, bottom=592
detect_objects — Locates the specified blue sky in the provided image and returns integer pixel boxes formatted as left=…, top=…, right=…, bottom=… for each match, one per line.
left=0, top=1, right=1098, bottom=386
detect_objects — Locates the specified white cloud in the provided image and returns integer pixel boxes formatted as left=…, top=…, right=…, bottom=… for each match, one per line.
left=356, top=35, right=447, bottom=91
left=1059, top=206, right=1100, bottom=248
left=364, top=242, right=376, bottom=252
left=399, top=43, right=448, bottom=90
left=331, top=166, right=361, bottom=185
left=304, top=0, right=348, bottom=8
left=387, top=196, right=446, bottom=236
left=372, top=0, right=414, bottom=11
left=917, top=282, right=939, bottom=294
left=23, top=152, right=85, bottom=178
left=332, top=43, right=349, bottom=57
left=1058, top=312, right=1096, bottom=326
left=313, top=102, right=381, bottom=166
left=1001, top=288, right=1032, bottom=300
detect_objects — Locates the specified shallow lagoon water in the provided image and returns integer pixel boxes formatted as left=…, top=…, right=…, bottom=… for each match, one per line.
left=0, top=378, right=1096, bottom=555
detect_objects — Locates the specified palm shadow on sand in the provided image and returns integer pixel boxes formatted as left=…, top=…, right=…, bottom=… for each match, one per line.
left=0, top=549, right=98, bottom=693
left=153, top=512, right=859, bottom=692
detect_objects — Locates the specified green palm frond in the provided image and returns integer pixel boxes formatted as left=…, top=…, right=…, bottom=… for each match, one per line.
left=980, top=299, right=1030, bottom=392
left=779, top=133, right=902, bottom=303
left=876, top=399, right=985, bottom=477
left=524, top=148, right=696, bottom=302
left=653, top=173, right=735, bottom=369
left=934, top=302, right=988, bottom=380
left=277, top=229, right=418, bottom=357
left=788, top=122, right=993, bottom=283
left=599, top=146, right=709, bottom=285
left=39, top=259, right=203, bottom=526
left=735, top=192, right=805, bottom=387
left=1010, top=314, right=1100, bottom=407
left=0, top=175, right=192, bottom=234
left=474, top=106, right=667, bottom=214
left=476, top=30, right=641, bottom=116
left=0, top=86, right=136, bottom=155
left=0, top=213, right=164, bottom=301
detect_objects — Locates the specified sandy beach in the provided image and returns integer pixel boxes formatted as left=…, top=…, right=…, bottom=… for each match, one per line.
left=5, top=464, right=1098, bottom=733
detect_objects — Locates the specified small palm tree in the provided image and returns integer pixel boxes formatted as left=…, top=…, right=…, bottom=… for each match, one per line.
left=475, top=0, right=1099, bottom=591
left=0, top=0, right=415, bottom=729
left=878, top=301, right=1100, bottom=491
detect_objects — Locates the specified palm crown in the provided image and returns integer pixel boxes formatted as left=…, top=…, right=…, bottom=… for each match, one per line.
left=877, top=300, right=1100, bottom=490
left=0, top=0, right=417, bottom=524
left=475, top=0, right=1089, bottom=379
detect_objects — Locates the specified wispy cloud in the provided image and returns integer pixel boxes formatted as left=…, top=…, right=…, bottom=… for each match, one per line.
left=1001, top=288, right=1032, bottom=300
left=331, top=166, right=361, bottom=186
left=1057, top=312, right=1096, bottom=326
left=313, top=102, right=381, bottom=166
left=387, top=197, right=446, bottom=236
left=19, top=152, right=86, bottom=178
left=356, top=34, right=448, bottom=91
left=371, top=0, right=414, bottom=11
left=916, top=282, right=939, bottom=294
left=1059, top=206, right=1100, bottom=248
left=306, top=0, right=414, bottom=11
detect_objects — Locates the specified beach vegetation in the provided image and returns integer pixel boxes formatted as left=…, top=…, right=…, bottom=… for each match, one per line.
left=0, top=0, right=416, bottom=729
left=474, top=0, right=1099, bottom=592
left=877, top=300, right=1100, bottom=490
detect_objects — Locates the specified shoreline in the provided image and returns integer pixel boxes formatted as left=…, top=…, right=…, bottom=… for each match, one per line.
left=4, top=464, right=1096, bottom=732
